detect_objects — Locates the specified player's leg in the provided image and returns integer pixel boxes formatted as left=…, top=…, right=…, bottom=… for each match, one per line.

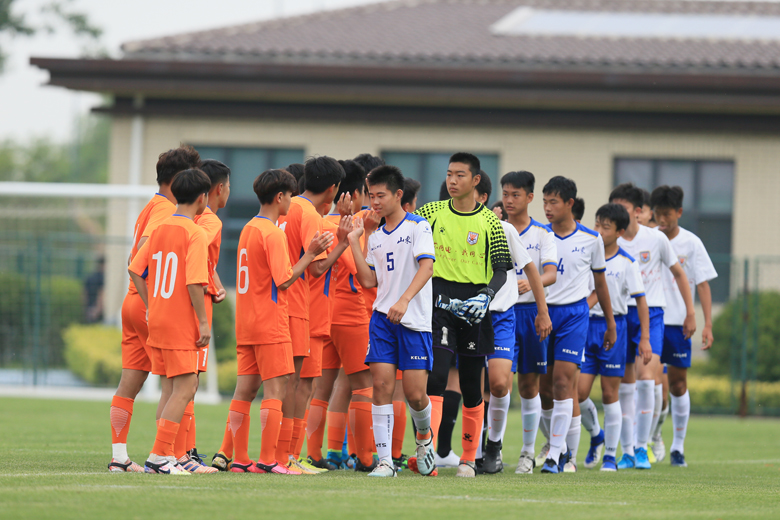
left=294, top=335, right=326, bottom=471
left=368, top=361, right=398, bottom=477
left=652, top=364, right=670, bottom=462
left=618, top=307, right=640, bottom=469
left=435, top=365, right=461, bottom=467
left=485, top=357, right=513, bottom=474
left=633, top=308, right=665, bottom=469
left=391, top=373, right=408, bottom=468
left=456, top=354, right=486, bottom=477
left=419, top=344, right=454, bottom=474
left=326, top=369, right=352, bottom=468
left=227, top=373, right=263, bottom=471
left=254, top=375, right=291, bottom=473
left=580, top=318, right=605, bottom=469
left=306, top=346, right=339, bottom=469
left=278, top=355, right=303, bottom=468
left=186, top=298, right=212, bottom=464
left=599, top=376, right=622, bottom=471
left=662, top=324, right=692, bottom=467
left=565, top=371, right=582, bottom=472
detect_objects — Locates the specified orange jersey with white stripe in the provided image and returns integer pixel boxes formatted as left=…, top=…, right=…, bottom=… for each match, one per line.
left=325, top=214, right=369, bottom=327
left=308, top=220, right=338, bottom=337
left=235, top=216, right=294, bottom=346
left=129, top=215, right=209, bottom=350
left=194, top=207, right=223, bottom=296
left=127, top=194, right=176, bottom=295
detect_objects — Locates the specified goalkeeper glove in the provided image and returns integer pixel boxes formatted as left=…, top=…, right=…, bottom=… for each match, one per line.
left=460, top=288, right=495, bottom=325
left=435, top=295, right=469, bottom=321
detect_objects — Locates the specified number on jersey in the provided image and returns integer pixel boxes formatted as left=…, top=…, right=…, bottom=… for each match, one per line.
left=238, top=248, right=249, bottom=294
left=152, top=251, right=178, bottom=299
left=557, top=259, right=565, bottom=275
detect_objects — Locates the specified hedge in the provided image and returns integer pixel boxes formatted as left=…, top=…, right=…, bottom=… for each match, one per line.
left=63, top=324, right=122, bottom=386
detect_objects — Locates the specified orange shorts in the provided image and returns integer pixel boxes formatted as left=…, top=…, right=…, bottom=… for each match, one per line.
left=322, top=338, right=342, bottom=370
left=237, top=343, right=294, bottom=381
left=290, top=317, right=310, bottom=358
left=331, top=323, right=369, bottom=375
left=121, top=292, right=152, bottom=372
left=150, top=347, right=199, bottom=378
left=301, top=336, right=327, bottom=379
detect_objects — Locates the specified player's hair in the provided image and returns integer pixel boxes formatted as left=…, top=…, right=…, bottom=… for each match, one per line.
left=353, top=153, right=385, bottom=174
left=640, top=188, right=651, bottom=207
left=501, top=170, right=535, bottom=193
left=200, top=159, right=230, bottom=188
left=609, top=182, right=644, bottom=209
left=650, top=185, right=684, bottom=210
left=542, top=176, right=577, bottom=203
left=156, top=145, right=201, bottom=185
left=367, top=165, right=404, bottom=194
left=336, top=160, right=366, bottom=199
left=170, top=168, right=211, bottom=205
left=595, top=203, right=630, bottom=232
left=287, top=163, right=305, bottom=183
left=449, top=152, right=480, bottom=177
left=296, top=175, right=306, bottom=197
left=402, top=177, right=422, bottom=207
left=475, top=169, right=492, bottom=205
left=254, top=169, right=297, bottom=205
left=572, top=197, right=585, bottom=221
left=303, top=156, right=346, bottom=194
left=439, top=180, right=449, bottom=201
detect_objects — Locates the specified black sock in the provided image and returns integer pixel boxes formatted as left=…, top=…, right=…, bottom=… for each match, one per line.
left=437, top=390, right=462, bottom=457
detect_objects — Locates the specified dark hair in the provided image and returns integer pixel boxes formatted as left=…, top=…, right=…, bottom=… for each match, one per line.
left=475, top=169, right=492, bottom=205
left=353, top=153, right=385, bottom=174
left=650, top=185, right=684, bottom=211
left=156, top=145, right=201, bottom=185
left=640, top=188, right=651, bottom=207
left=609, top=182, right=644, bottom=209
left=595, top=203, right=630, bottom=232
left=336, top=160, right=366, bottom=199
left=287, top=163, right=305, bottom=183
left=542, top=176, right=577, bottom=203
left=170, top=168, right=210, bottom=205
left=200, top=159, right=230, bottom=188
left=303, top=156, right=345, bottom=194
left=439, top=180, right=450, bottom=201
left=367, top=165, right=404, bottom=193
left=254, top=169, right=297, bottom=205
left=296, top=175, right=305, bottom=197
left=572, top=197, right=585, bottom=221
left=402, top=177, right=421, bottom=207
left=449, top=152, right=480, bottom=177
left=491, top=201, right=506, bottom=220
left=501, top=170, right=535, bottom=193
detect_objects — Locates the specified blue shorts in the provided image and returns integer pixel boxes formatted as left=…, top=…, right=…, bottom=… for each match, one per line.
left=487, top=308, right=517, bottom=372
left=547, top=299, right=589, bottom=366
left=626, top=306, right=665, bottom=360
left=367, top=312, right=433, bottom=371
left=582, top=315, right=627, bottom=377
left=661, top=325, right=692, bottom=368
left=513, top=303, right=548, bottom=374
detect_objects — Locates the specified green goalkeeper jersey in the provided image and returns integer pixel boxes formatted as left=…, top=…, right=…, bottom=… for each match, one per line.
left=415, top=200, right=512, bottom=285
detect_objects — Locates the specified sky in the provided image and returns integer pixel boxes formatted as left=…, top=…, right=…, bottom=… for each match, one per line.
left=0, top=0, right=384, bottom=143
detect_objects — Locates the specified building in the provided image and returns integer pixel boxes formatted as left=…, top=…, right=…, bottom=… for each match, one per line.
left=32, top=0, right=780, bottom=321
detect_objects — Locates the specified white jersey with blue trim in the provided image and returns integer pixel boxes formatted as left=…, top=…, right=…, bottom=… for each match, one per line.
left=366, top=213, right=435, bottom=332
left=617, top=224, right=677, bottom=308
left=514, top=218, right=558, bottom=305
left=546, top=222, right=606, bottom=306
left=491, top=220, right=533, bottom=313
left=662, top=227, right=717, bottom=326
left=588, top=247, right=646, bottom=317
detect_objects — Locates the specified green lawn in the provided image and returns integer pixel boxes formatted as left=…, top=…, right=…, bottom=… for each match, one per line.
left=1, top=397, right=778, bottom=520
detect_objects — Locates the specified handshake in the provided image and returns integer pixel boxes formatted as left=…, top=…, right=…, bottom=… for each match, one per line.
left=435, top=288, right=494, bottom=325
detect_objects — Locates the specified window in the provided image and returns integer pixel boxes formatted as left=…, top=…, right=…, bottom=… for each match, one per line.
left=195, top=146, right=305, bottom=287
left=381, top=151, right=499, bottom=205
left=614, top=158, right=734, bottom=302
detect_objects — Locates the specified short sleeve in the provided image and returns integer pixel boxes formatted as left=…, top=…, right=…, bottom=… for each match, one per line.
left=185, top=228, right=210, bottom=286
left=591, top=234, right=606, bottom=272
left=197, top=213, right=222, bottom=245
left=413, top=220, right=436, bottom=263
left=413, top=200, right=445, bottom=224
left=659, top=233, right=678, bottom=269
left=487, top=212, right=512, bottom=271
left=507, top=225, right=532, bottom=269
left=301, top=210, right=327, bottom=262
left=626, top=259, right=646, bottom=298
left=129, top=241, right=150, bottom=278
left=365, top=233, right=376, bottom=270
left=266, top=228, right=294, bottom=286
left=142, top=203, right=175, bottom=239
left=541, top=230, right=558, bottom=268
left=693, top=238, right=718, bottom=285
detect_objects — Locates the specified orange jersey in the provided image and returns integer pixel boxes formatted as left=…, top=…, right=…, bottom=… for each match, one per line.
left=194, top=207, right=223, bottom=296
left=235, top=216, right=295, bottom=346
left=308, top=220, right=338, bottom=337
left=277, top=196, right=327, bottom=321
left=127, top=194, right=176, bottom=295
left=325, top=214, right=368, bottom=327
left=129, top=215, right=209, bottom=350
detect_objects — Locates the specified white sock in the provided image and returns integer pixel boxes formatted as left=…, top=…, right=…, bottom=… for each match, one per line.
left=635, top=380, right=655, bottom=450
left=653, top=404, right=669, bottom=441
left=112, top=443, right=129, bottom=462
left=488, top=393, right=511, bottom=443
left=567, top=415, right=582, bottom=463
left=409, top=401, right=432, bottom=437
left=476, top=425, right=484, bottom=459
left=520, top=395, right=542, bottom=454
left=540, top=408, right=553, bottom=441
left=547, top=399, right=573, bottom=461
left=619, top=383, right=636, bottom=457
left=649, top=383, right=663, bottom=442
left=372, top=404, right=394, bottom=464
left=671, top=391, right=690, bottom=454
left=580, top=398, right=601, bottom=437
left=603, top=401, right=622, bottom=458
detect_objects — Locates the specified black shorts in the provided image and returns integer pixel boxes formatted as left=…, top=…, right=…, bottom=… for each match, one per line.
left=432, top=279, right=495, bottom=357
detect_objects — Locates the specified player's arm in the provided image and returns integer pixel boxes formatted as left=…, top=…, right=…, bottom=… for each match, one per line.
left=521, top=260, right=552, bottom=340
left=697, top=281, right=713, bottom=350
left=128, top=270, right=148, bottom=309
left=669, top=263, right=697, bottom=339
left=586, top=290, right=598, bottom=309
left=212, top=271, right=226, bottom=304
left=635, top=294, right=652, bottom=364
left=387, top=258, right=433, bottom=325
left=348, top=218, right=377, bottom=289
left=361, top=210, right=382, bottom=258
left=280, top=231, right=334, bottom=290
left=309, top=216, right=353, bottom=278
left=592, top=270, right=617, bottom=350
left=128, top=242, right=150, bottom=308
left=517, top=264, right=557, bottom=294
left=187, top=284, right=211, bottom=348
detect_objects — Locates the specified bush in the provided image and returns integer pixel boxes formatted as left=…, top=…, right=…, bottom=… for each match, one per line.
left=62, top=324, right=122, bottom=386
left=218, top=359, right=237, bottom=396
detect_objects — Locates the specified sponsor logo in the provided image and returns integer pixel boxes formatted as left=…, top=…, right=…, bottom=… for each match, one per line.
left=467, top=231, right=479, bottom=245
left=397, top=236, right=411, bottom=245
left=467, top=342, right=476, bottom=350
left=439, top=227, right=446, bottom=233
left=605, top=364, right=621, bottom=369
left=495, top=346, right=511, bottom=352
left=463, top=433, right=473, bottom=442
left=562, top=348, right=578, bottom=355
left=410, top=355, right=428, bottom=360
left=572, top=246, right=586, bottom=254
left=527, top=243, right=541, bottom=251
left=640, top=250, right=651, bottom=263
left=673, top=352, right=688, bottom=358
left=678, top=255, right=688, bottom=267
left=607, top=270, right=621, bottom=278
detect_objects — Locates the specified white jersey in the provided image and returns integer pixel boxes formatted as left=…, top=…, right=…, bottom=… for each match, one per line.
left=588, top=247, right=646, bottom=317
left=491, top=221, right=533, bottom=313
left=366, top=213, right=435, bottom=332
left=546, top=222, right=606, bottom=306
left=514, top=218, right=558, bottom=304
left=617, top=225, right=677, bottom=308
left=662, top=227, right=717, bottom=326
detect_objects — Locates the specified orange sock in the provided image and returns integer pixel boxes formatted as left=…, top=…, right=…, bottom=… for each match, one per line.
left=430, top=395, right=444, bottom=450
left=152, top=418, right=180, bottom=457
left=218, top=418, right=233, bottom=458
left=290, top=414, right=306, bottom=460
left=461, top=402, right=484, bottom=463
left=259, top=399, right=283, bottom=465
left=174, top=402, right=194, bottom=459
left=186, top=409, right=197, bottom=452
left=275, top=417, right=294, bottom=464
left=351, top=401, right=374, bottom=466
left=110, top=395, right=134, bottom=445
left=392, top=400, right=407, bottom=459
left=228, top=400, right=252, bottom=464
left=327, top=411, right=347, bottom=452
left=307, top=399, right=328, bottom=460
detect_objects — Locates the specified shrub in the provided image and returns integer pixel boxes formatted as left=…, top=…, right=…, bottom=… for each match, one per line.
left=218, top=359, right=237, bottom=396
left=63, top=324, right=122, bottom=386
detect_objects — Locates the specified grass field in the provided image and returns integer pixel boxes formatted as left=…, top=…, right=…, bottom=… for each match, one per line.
left=2, top=397, right=779, bottom=520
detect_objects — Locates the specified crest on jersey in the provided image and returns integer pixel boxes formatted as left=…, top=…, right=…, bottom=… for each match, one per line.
left=640, top=250, right=651, bottom=263
left=467, top=231, right=479, bottom=245
left=678, top=255, right=687, bottom=266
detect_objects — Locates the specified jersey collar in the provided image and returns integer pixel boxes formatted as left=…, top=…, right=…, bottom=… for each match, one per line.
left=382, top=212, right=409, bottom=235
left=447, top=199, right=483, bottom=217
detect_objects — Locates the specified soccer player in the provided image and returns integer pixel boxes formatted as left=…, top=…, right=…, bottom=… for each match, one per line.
left=108, top=145, right=200, bottom=473
left=652, top=186, right=716, bottom=467
left=572, top=197, right=585, bottom=223
left=578, top=203, right=650, bottom=472
left=539, top=176, right=617, bottom=474
left=348, top=165, right=436, bottom=478
left=413, top=152, right=512, bottom=478
left=128, top=168, right=211, bottom=475
left=402, top=177, right=421, bottom=213
left=610, top=183, right=696, bottom=470
left=638, top=188, right=656, bottom=228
